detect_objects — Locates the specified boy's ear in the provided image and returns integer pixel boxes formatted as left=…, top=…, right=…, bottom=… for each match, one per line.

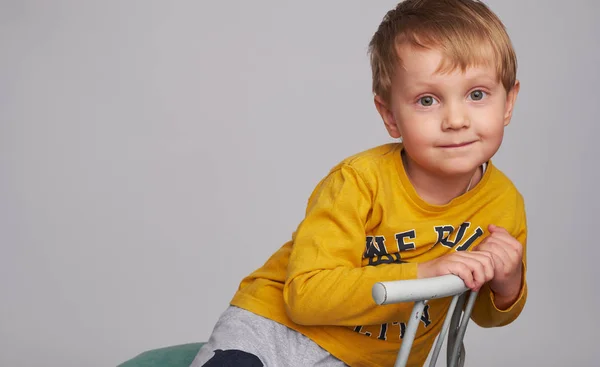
left=503, top=80, right=521, bottom=126
left=374, top=95, right=402, bottom=139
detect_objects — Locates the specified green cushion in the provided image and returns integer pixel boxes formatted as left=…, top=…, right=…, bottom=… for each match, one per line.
left=118, top=343, right=205, bottom=367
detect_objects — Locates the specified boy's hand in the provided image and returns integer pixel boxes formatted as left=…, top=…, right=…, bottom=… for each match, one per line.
left=473, top=224, right=524, bottom=307
left=416, top=249, right=495, bottom=292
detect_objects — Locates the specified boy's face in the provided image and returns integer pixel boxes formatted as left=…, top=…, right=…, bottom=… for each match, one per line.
left=375, top=43, right=519, bottom=177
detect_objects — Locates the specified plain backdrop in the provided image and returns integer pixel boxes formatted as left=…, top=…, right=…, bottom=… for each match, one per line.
left=1, top=0, right=599, bottom=366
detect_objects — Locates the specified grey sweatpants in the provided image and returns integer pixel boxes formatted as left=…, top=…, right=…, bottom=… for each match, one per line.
left=189, top=306, right=348, bottom=367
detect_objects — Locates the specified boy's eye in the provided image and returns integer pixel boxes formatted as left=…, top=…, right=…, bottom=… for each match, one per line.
left=469, top=90, right=487, bottom=101
left=418, top=96, right=437, bottom=106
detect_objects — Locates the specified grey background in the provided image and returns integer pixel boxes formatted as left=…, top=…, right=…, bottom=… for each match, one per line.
left=1, top=0, right=598, bottom=366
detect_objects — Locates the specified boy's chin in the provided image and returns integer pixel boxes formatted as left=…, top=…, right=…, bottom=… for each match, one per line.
left=408, top=152, right=489, bottom=178
left=429, top=161, right=485, bottom=178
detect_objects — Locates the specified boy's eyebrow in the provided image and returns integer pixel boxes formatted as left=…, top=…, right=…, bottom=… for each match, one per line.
left=462, top=72, right=499, bottom=85
left=404, top=72, right=500, bottom=91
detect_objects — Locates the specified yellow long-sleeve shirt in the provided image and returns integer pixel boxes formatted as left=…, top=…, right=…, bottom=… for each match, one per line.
left=231, top=143, right=528, bottom=367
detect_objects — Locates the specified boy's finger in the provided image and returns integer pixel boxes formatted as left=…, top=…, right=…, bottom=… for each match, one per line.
left=495, top=232, right=523, bottom=252
left=448, top=256, right=481, bottom=289
left=490, top=243, right=515, bottom=275
left=467, top=251, right=496, bottom=272
left=473, top=240, right=493, bottom=253
left=488, top=225, right=513, bottom=240
left=496, top=236, right=523, bottom=260
left=456, top=251, right=494, bottom=271
left=455, top=253, right=494, bottom=289
left=488, top=229, right=514, bottom=243
left=488, top=224, right=508, bottom=233
left=468, top=250, right=497, bottom=281
left=489, top=251, right=506, bottom=274
left=487, top=231, right=523, bottom=254
left=449, top=262, right=475, bottom=290
left=470, top=258, right=486, bottom=289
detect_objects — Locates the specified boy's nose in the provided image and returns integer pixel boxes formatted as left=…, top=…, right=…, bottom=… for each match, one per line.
left=442, top=101, right=470, bottom=130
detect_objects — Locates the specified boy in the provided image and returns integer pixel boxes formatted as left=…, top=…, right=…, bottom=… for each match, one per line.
left=191, top=0, right=527, bottom=366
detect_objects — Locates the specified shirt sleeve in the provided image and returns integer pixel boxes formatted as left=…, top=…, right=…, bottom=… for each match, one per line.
left=283, top=164, right=418, bottom=327
left=470, top=195, right=528, bottom=328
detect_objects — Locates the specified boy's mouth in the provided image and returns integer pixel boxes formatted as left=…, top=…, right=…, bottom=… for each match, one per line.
left=438, top=141, right=475, bottom=148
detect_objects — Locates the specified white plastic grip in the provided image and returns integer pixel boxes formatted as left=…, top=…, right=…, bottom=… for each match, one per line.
left=372, top=274, right=469, bottom=305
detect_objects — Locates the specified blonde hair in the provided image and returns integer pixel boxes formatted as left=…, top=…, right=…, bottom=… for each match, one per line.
left=369, top=0, right=517, bottom=104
